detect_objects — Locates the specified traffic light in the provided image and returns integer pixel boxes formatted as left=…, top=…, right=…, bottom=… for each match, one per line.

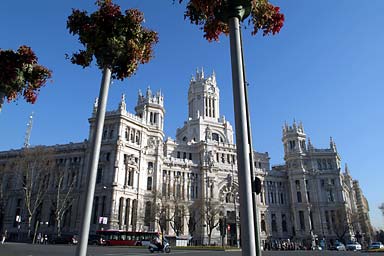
left=219, top=218, right=227, bottom=236
left=253, top=177, right=261, bottom=194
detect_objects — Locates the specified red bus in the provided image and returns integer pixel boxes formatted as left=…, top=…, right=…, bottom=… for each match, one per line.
left=96, top=230, right=159, bottom=246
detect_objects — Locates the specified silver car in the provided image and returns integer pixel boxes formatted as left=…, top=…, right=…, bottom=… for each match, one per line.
left=369, top=242, right=384, bottom=250
left=331, top=242, right=346, bottom=251
left=346, top=241, right=362, bottom=251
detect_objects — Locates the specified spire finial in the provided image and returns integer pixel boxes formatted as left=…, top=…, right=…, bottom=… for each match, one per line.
left=93, top=97, right=99, bottom=115
left=330, top=136, right=337, bottom=151
left=345, top=163, right=350, bottom=175
left=146, top=86, right=152, bottom=97
left=119, top=93, right=126, bottom=111
left=307, top=137, right=313, bottom=150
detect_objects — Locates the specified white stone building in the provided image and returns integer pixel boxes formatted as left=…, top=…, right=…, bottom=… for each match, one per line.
left=0, top=69, right=372, bottom=248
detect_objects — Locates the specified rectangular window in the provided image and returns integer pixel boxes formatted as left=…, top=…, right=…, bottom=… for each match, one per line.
left=162, top=182, right=167, bottom=196
left=282, top=214, right=287, bottom=232
left=261, top=213, right=266, bottom=232
left=299, top=211, right=305, bottom=230
left=128, top=168, right=134, bottom=186
left=92, top=197, right=99, bottom=224
left=177, top=151, right=180, bottom=158
left=271, top=214, right=277, bottom=232
left=325, top=210, right=330, bottom=230
left=307, top=192, right=311, bottom=203
left=327, top=190, right=334, bottom=202
left=189, top=153, right=192, bottom=160
left=147, top=177, right=152, bottom=190
left=96, top=167, right=103, bottom=184
left=297, top=191, right=302, bottom=203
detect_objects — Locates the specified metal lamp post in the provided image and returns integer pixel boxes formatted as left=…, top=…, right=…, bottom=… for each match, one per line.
left=76, top=67, right=112, bottom=256
left=215, top=0, right=261, bottom=255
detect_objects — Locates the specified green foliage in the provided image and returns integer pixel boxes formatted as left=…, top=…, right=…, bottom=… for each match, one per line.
left=177, top=0, right=284, bottom=41
left=0, top=46, right=52, bottom=105
left=67, top=0, right=159, bottom=80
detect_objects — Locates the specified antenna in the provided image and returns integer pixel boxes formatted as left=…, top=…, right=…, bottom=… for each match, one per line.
left=24, top=112, right=34, bottom=148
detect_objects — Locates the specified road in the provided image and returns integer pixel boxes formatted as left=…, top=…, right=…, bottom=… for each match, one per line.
left=1, top=243, right=384, bottom=256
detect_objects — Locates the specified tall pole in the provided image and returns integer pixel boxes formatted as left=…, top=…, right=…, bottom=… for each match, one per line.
left=228, top=14, right=257, bottom=256
left=240, top=27, right=262, bottom=255
left=76, top=67, right=111, bottom=256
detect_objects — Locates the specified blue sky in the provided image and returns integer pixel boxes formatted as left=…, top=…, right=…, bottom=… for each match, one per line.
left=0, top=1, right=383, bottom=230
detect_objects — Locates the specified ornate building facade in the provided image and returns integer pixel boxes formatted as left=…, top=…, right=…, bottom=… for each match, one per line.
left=0, top=69, right=373, bottom=248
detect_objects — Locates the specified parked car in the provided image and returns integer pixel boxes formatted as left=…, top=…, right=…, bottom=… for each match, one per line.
left=88, top=234, right=105, bottom=245
left=369, top=242, right=384, bottom=250
left=50, top=235, right=78, bottom=245
left=346, top=241, right=362, bottom=251
left=330, top=241, right=346, bottom=251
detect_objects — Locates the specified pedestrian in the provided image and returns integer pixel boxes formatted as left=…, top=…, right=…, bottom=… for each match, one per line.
left=44, top=234, right=48, bottom=244
left=1, top=230, right=7, bottom=244
left=37, top=233, right=42, bottom=244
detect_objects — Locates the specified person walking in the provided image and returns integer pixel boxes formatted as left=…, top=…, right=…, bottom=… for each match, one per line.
left=1, top=230, right=7, bottom=244
left=44, top=234, right=48, bottom=244
left=37, top=233, right=42, bottom=244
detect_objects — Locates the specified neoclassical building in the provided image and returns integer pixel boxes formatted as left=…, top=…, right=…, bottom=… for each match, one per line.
left=0, top=69, right=373, bottom=248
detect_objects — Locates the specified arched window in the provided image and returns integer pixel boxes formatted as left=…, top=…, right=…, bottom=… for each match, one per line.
left=212, top=133, right=219, bottom=142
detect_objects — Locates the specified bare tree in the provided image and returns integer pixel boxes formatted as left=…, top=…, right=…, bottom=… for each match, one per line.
left=187, top=201, right=202, bottom=245
left=203, top=199, right=222, bottom=245
left=332, top=209, right=359, bottom=243
left=6, top=146, right=55, bottom=239
left=169, top=203, right=186, bottom=236
left=51, top=163, right=77, bottom=237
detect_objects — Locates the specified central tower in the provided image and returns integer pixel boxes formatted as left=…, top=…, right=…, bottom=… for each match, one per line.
left=188, top=68, right=220, bottom=121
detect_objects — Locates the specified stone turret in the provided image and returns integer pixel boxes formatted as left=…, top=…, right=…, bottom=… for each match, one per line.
left=135, top=87, right=165, bottom=130
left=188, top=68, right=220, bottom=121
left=282, top=120, right=307, bottom=159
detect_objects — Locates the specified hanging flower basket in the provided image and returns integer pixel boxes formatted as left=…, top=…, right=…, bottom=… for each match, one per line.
left=67, top=0, right=159, bottom=80
left=178, top=0, right=284, bottom=41
left=0, top=45, right=52, bottom=109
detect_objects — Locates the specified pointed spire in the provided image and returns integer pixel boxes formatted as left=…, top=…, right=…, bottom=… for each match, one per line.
left=299, top=121, right=304, bottom=132
left=146, top=86, right=152, bottom=97
left=119, top=93, right=126, bottom=112
left=307, top=137, right=313, bottom=150
left=93, top=97, right=99, bottom=115
left=345, top=163, right=351, bottom=176
left=330, top=136, right=337, bottom=151
left=201, top=67, right=204, bottom=79
left=212, top=69, right=216, bottom=83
